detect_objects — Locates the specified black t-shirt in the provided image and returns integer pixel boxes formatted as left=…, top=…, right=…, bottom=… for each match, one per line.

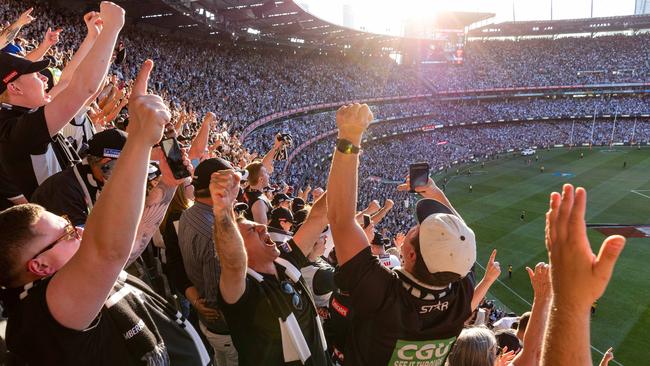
left=324, top=289, right=352, bottom=364
left=30, top=163, right=98, bottom=226
left=0, top=104, right=77, bottom=199
left=0, top=164, right=21, bottom=211
left=218, top=244, right=329, bottom=366
left=161, top=209, right=193, bottom=294
left=4, top=272, right=207, bottom=365
left=335, top=247, right=475, bottom=366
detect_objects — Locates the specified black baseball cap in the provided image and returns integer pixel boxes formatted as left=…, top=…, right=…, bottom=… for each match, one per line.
left=0, top=52, right=50, bottom=93
left=293, top=208, right=309, bottom=227
left=87, top=129, right=128, bottom=159
left=271, top=207, right=294, bottom=223
left=272, top=193, right=292, bottom=207
left=291, top=197, right=305, bottom=213
left=415, top=198, right=454, bottom=223
left=192, top=158, right=233, bottom=190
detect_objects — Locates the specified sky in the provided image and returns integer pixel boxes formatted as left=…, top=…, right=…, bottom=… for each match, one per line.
left=299, top=0, right=637, bottom=36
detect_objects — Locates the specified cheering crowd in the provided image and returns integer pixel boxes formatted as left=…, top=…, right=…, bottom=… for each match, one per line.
left=0, top=1, right=631, bottom=366
left=427, top=34, right=650, bottom=90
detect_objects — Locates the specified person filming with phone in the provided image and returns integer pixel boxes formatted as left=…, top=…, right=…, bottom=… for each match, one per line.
left=327, top=103, right=477, bottom=365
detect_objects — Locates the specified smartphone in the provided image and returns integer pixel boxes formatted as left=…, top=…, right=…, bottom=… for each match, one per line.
left=363, top=214, right=371, bottom=229
left=409, top=162, right=430, bottom=192
left=160, top=137, right=191, bottom=179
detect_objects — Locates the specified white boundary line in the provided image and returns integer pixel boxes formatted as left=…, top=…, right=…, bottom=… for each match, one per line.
left=631, top=190, right=650, bottom=199
left=475, top=262, right=624, bottom=365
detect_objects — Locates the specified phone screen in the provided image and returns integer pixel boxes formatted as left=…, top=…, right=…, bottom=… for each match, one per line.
left=363, top=214, right=371, bottom=229
left=161, top=138, right=191, bottom=179
left=409, top=162, right=430, bottom=192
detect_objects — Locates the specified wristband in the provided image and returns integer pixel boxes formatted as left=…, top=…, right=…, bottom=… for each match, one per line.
left=336, top=138, right=360, bottom=154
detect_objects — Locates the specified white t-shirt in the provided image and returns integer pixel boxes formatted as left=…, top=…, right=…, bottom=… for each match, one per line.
left=493, top=316, right=519, bottom=331
left=378, top=254, right=401, bottom=269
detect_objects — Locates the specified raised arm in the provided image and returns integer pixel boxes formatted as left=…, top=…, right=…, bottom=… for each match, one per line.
left=174, top=110, right=187, bottom=133
left=0, top=8, right=34, bottom=49
left=599, top=348, right=614, bottom=366
left=211, top=170, right=248, bottom=304
left=261, top=136, right=283, bottom=174
left=398, top=177, right=462, bottom=219
left=512, top=262, right=552, bottom=366
left=46, top=60, right=168, bottom=330
left=471, top=249, right=501, bottom=310
left=44, top=3, right=123, bottom=136
left=541, top=184, right=625, bottom=366
left=370, top=199, right=394, bottom=225
left=293, top=191, right=328, bottom=256
left=125, top=148, right=191, bottom=266
left=326, top=104, right=373, bottom=265
left=48, top=13, right=102, bottom=99
left=25, top=28, right=61, bottom=62
left=189, top=112, right=215, bottom=161
left=355, top=200, right=380, bottom=222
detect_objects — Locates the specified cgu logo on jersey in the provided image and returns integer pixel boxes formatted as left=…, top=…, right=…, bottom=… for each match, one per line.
left=388, top=337, right=456, bottom=366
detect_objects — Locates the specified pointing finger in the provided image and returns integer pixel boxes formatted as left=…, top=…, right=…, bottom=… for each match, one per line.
left=131, top=59, right=154, bottom=97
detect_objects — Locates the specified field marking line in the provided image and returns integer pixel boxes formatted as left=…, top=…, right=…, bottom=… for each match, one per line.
left=631, top=190, right=650, bottom=199
left=475, top=261, right=624, bottom=366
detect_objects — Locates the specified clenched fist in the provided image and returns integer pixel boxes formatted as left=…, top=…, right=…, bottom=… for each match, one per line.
left=336, top=103, right=373, bottom=144
left=99, top=1, right=125, bottom=29
left=209, top=170, right=241, bottom=213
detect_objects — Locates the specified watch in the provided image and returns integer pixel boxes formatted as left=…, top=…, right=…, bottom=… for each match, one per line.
left=336, top=138, right=360, bottom=154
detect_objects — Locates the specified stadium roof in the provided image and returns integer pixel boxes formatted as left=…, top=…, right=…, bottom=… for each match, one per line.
left=468, top=13, right=650, bottom=38
left=85, top=0, right=491, bottom=52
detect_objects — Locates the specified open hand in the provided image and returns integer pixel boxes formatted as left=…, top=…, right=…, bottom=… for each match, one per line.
left=393, top=232, right=406, bottom=249
left=526, top=262, right=551, bottom=301
left=546, top=184, right=625, bottom=310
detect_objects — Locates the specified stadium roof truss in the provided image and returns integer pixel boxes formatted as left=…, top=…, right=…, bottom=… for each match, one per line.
left=97, top=0, right=491, bottom=53
left=468, top=13, right=650, bottom=38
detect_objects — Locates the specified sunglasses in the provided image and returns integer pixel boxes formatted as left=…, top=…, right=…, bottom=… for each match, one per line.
left=280, top=280, right=303, bottom=311
left=31, top=215, right=80, bottom=259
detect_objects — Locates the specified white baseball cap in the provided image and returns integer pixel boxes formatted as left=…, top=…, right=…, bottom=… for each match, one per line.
left=415, top=199, right=476, bottom=277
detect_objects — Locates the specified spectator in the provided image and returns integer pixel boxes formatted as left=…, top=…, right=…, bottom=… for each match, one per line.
left=445, top=327, right=515, bottom=366
left=244, top=161, right=273, bottom=224
left=0, top=56, right=209, bottom=364
left=178, top=157, right=238, bottom=365
left=211, top=169, right=330, bottom=365
left=0, top=8, right=108, bottom=198
left=515, top=311, right=531, bottom=343
left=30, top=128, right=127, bottom=226
left=326, top=104, right=477, bottom=364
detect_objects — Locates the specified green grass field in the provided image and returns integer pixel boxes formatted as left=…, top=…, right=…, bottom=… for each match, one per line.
left=432, top=147, right=650, bottom=366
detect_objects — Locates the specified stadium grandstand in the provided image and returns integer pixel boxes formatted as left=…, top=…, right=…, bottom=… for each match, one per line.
left=0, top=0, right=647, bottom=365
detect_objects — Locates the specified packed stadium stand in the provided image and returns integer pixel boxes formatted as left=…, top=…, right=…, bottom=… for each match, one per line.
left=0, top=0, right=644, bottom=365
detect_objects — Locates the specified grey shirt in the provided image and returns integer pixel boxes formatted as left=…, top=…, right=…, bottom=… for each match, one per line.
left=178, top=201, right=229, bottom=334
